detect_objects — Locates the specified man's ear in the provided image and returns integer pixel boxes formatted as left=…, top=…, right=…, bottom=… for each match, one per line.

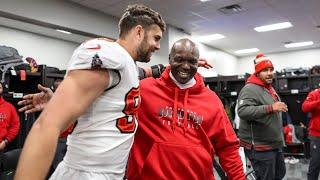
left=134, top=25, right=145, bottom=41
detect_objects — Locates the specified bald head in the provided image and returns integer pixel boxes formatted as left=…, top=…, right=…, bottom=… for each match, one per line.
left=170, top=38, right=199, bottom=59
left=169, top=38, right=199, bottom=84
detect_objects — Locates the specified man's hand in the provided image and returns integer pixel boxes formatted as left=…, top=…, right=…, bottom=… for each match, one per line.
left=18, top=84, right=53, bottom=114
left=0, top=141, right=6, bottom=151
left=300, top=122, right=306, bottom=128
left=272, top=102, right=288, bottom=112
left=198, top=58, right=213, bottom=69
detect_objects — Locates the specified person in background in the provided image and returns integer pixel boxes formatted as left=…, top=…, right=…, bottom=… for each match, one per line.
left=128, top=38, right=245, bottom=179
left=0, top=82, right=20, bottom=153
left=237, top=53, right=287, bottom=180
left=302, top=87, right=320, bottom=180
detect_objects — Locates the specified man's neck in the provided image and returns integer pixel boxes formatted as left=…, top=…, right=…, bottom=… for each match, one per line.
left=169, top=72, right=196, bottom=89
left=116, top=38, right=137, bottom=61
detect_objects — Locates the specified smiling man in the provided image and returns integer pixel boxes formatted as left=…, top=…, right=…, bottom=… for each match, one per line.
left=15, top=4, right=165, bottom=180
left=127, top=38, right=245, bottom=180
left=237, top=53, right=288, bottom=180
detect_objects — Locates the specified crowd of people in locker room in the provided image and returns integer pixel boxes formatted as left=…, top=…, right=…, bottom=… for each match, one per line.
left=1, top=3, right=320, bottom=180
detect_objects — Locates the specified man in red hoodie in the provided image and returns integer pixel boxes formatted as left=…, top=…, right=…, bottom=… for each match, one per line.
left=0, top=82, right=20, bottom=152
left=238, top=53, right=287, bottom=180
left=127, top=38, right=245, bottom=179
left=302, top=88, right=320, bottom=180
left=16, top=39, right=240, bottom=179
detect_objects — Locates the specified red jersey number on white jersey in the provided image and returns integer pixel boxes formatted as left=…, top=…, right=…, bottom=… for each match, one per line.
left=116, top=87, right=140, bottom=133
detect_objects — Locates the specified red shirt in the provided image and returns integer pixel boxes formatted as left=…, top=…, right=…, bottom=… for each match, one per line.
left=302, top=88, right=320, bottom=137
left=128, top=68, right=244, bottom=180
left=0, top=96, right=20, bottom=142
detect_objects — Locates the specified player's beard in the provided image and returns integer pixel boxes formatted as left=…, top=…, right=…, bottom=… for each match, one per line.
left=136, top=36, right=151, bottom=63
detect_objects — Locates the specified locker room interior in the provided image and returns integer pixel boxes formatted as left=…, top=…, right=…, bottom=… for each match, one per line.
left=1, top=0, right=320, bottom=180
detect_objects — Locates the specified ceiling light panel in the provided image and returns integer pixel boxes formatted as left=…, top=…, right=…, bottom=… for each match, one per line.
left=56, top=29, right=72, bottom=34
left=284, top=41, right=314, bottom=48
left=194, top=34, right=225, bottom=42
left=234, top=48, right=259, bottom=54
left=254, top=22, right=293, bottom=32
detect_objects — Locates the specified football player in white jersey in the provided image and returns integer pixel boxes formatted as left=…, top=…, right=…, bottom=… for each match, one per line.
left=15, top=4, right=166, bottom=180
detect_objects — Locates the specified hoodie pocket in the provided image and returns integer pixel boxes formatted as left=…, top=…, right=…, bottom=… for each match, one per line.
left=140, top=142, right=214, bottom=180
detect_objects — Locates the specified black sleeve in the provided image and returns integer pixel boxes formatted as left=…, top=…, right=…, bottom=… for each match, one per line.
left=150, top=64, right=165, bottom=78
left=137, top=67, right=146, bottom=80
left=138, top=64, right=165, bottom=80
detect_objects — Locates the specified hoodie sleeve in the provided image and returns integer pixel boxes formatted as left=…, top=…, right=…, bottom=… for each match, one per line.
left=302, top=90, right=320, bottom=113
left=6, top=104, right=20, bottom=142
left=237, top=85, right=271, bottom=121
left=204, top=97, right=245, bottom=180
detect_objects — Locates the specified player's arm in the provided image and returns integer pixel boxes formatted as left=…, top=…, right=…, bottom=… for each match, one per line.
left=138, top=64, right=165, bottom=79
left=15, top=69, right=110, bottom=180
left=204, top=98, right=245, bottom=179
left=302, top=91, right=320, bottom=113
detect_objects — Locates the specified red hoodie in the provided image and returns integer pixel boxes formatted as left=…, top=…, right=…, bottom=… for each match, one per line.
left=302, top=88, right=320, bottom=137
left=0, top=96, right=20, bottom=143
left=128, top=68, right=244, bottom=180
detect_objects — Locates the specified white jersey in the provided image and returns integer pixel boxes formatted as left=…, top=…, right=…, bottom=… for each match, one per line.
left=60, top=39, right=140, bottom=178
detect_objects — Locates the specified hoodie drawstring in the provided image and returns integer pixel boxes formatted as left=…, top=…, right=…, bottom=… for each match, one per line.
left=183, top=89, right=189, bottom=135
left=172, top=87, right=189, bottom=135
left=172, top=87, right=179, bottom=132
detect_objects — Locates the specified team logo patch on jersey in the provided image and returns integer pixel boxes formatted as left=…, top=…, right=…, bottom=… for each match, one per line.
left=239, top=100, right=244, bottom=105
left=91, top=54, right=103, bottom=69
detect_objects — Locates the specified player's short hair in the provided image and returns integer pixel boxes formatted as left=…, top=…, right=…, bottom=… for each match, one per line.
left=119, top=4, right=166, bottom=37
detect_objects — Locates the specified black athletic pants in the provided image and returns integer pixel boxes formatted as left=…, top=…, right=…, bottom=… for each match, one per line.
left=308, top=139, right=320, bottom=180
left=245, top=148, right=286, bottom=180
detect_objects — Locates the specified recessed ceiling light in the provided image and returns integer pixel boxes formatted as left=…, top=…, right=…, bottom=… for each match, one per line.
left=194, top=34, right=225, bottom=42
left=200, top=0, right=211, bottom=2
left=56, top=29, right=72, bottom=34
left=254, top=22, right=293, bottom=32
left=234, top=48, right=259, bottom=54
left=284, top=41, right=314, bottom=48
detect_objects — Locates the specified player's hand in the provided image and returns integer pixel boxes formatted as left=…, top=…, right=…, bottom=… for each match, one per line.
left=18, top=84, right=53, bottom=114
left=272, top=102, right=288, bottom=112
left=300, top=122, right=306, bottom=128
left=198, top=58, right=213, bottom=69
left=0, top=141, right=6, bottom=151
